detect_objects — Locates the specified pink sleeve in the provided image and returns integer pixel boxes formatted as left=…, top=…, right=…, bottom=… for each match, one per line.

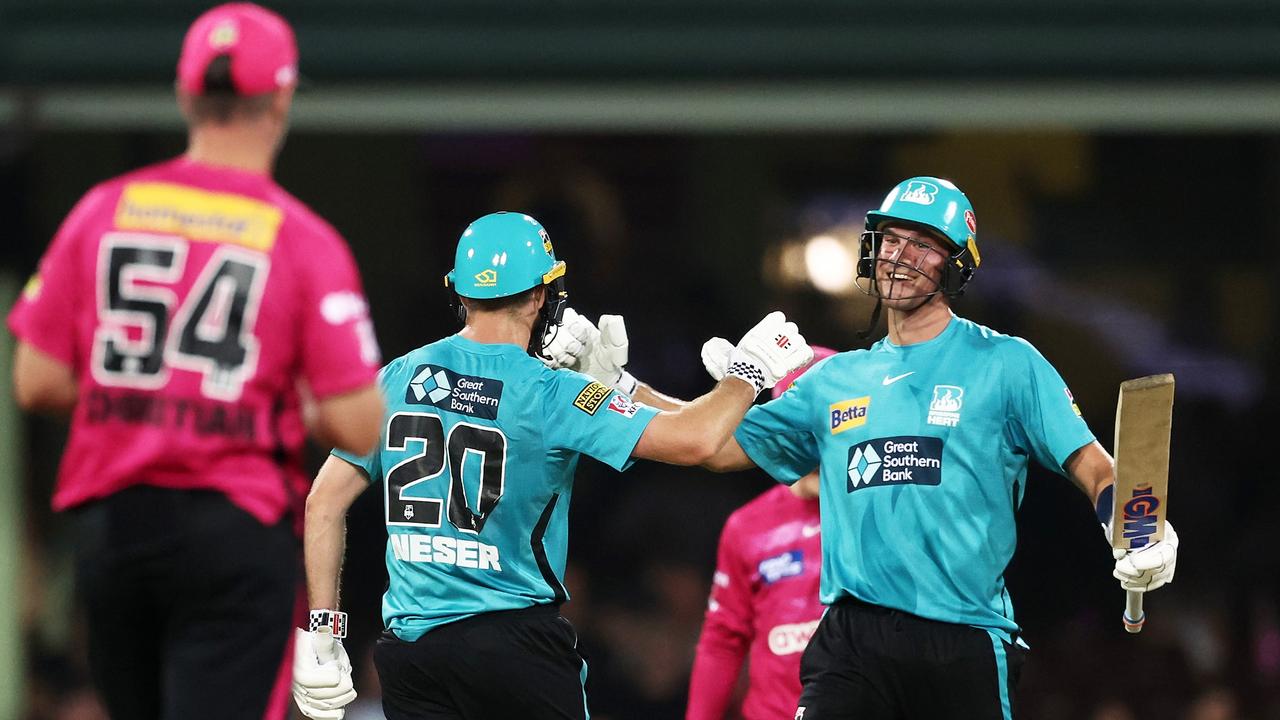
left=6, top=188, right=105, bottom=367
left=291, top=223, right=380, bottom=399
left=687, top=515, right=754, bottom=720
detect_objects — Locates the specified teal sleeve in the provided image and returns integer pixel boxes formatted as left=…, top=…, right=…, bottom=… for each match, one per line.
left=1004, top=339, right=1097, bottom=475
left=544, top=370, right=660, bottom=471
left=733, top=379, right=820, bottom=485
left=329, top=357, right=399, bottom=483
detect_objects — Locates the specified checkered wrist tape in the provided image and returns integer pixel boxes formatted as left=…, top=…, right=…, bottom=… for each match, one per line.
left=725, top=361, right=766, bottom=395
left=309, top=609, right=348, bottom=639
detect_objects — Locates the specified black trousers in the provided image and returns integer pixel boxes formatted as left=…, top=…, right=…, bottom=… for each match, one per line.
left=796, top=599, right=1027, bottom=720
left=73, top=486, right=298, bottom=720
left=375, top=604, right=589, bottom=720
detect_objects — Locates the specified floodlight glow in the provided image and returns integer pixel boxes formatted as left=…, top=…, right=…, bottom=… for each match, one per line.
left=804, top=235, right=855, bottom=295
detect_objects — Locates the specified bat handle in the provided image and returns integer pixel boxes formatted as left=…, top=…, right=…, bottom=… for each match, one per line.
left=1123, top=591, right=1145, bottom=634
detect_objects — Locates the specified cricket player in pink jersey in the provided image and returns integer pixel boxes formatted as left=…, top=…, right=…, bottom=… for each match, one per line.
left=687, top=348, right=834, bottom=720
left=7, top=4, right=383, bottom=720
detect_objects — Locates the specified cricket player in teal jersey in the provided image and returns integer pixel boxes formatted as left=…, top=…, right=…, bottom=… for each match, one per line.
left=550, top=178, right=1181, bottom=720
left=289, top=211, right=813, bottom=720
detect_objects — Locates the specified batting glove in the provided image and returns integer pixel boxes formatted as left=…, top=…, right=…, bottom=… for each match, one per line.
left=725, top=312, right=813, bottom=396
left=292, top=627, right=357, bottom=720
left=1112, top=521, right=1179, bottom=593
left=541, top=308, right=638, bottom=395
left=700, top=337, right=733, bottom=381
left=541, top=307, right=593, bottom=369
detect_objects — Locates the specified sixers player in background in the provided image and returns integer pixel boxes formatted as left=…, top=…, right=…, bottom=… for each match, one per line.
left=7, top=4, right=383, bottom=720
left=291, top=212, right=812, bottom=720
left=552, top=177, right=1181, bottom=719
left=686, top=347, right=835, bottom=720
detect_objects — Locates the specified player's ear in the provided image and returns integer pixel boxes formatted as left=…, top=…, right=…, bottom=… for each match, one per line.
left=175, top=88, right=196, bottom=123
left=269, top=86, right=294, bottom=122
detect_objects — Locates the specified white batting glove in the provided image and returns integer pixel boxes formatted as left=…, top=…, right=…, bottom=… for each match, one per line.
left=541, top=307, right=593, bottom=369
left=700, top=337, right=733, bottom=381
left=542, top=308, right=637, bottom=395
left=1112, top=521, right=1179, bottom=593
left=724, top=312, right=813, bottom=396
left=292, top=627, right=357, bottom=720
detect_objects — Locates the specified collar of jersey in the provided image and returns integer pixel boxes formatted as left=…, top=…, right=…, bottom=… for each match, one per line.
left=877, top=312, right=960, bottom=354
left=446, top=333, right=529, bottom=355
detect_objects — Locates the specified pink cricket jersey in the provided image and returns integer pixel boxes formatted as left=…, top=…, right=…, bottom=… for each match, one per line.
left=688, top=484, right=823, bottom=720
left=8, top=157, right=380, bottom=526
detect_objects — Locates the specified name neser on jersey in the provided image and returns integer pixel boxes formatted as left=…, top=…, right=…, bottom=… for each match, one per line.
left=390, top=533, right=503, bottom=571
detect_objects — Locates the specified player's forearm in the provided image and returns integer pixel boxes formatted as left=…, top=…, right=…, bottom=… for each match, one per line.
left=632, top=383, right=687, bottom=412
left=303, top=456, right=369, bottom=609
left=1065, top=440, right=1115, bottom=507
left=304, top=503, right=346, bottom=610
left=634, top=378, right=755, bottom=464
left=687, top=630, right=749, bottom=720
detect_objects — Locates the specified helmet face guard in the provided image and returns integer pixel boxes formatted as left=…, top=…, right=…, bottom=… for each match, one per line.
left=855, top=228, right=976, bottom=301
left=857, top=176, right=980, bottom=300
left=529, top=269, right=568, bottom=359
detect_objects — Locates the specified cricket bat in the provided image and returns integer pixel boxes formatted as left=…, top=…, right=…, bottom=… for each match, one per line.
left=1110, top=374, right=1174, bottom=634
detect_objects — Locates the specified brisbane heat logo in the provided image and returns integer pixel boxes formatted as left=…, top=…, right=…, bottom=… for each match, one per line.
left=1121, top=486, right=1161, bottom=549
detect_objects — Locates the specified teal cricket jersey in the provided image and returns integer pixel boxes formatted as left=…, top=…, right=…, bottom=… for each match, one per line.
left=334, top=334, right=659, bottom=640
left=734, top=315, right=1096, bottom=635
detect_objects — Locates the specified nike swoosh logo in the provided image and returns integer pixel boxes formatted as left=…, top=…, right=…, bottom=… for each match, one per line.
left=801, top=524, right=821, bottom=538
left=882, top=372, right=915, bottom=386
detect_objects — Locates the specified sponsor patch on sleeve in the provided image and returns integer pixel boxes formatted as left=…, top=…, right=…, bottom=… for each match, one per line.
left=606, top=393, right=641, bottom=418
left=1064, top=387, right=1083, bottom=416
left=573, top=381, right=611, bottom=415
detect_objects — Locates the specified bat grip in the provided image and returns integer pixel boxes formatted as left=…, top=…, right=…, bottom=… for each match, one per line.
left=1123, top=591, right=1145, bottom=634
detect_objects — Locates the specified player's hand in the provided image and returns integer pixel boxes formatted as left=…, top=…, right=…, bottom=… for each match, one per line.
left=292, top=628, right=357, bottom=720
left=543, top=308, right=638, bottom=394
left=725, top=312, right=813, bottom=395
left=700, top=337, right=733, bottom=381
left=542, top=307, right=594, bottom=369
left=1112, top=521, right=1178, bottom=593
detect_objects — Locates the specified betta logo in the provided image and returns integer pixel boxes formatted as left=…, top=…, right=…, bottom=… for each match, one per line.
left=1122, top=486, right=1161, bottom=549
left=829, top=396, right=870, bottom=435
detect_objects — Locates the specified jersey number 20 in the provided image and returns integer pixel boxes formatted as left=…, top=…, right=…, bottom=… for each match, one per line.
left=385, top=411, right=506, bottom=534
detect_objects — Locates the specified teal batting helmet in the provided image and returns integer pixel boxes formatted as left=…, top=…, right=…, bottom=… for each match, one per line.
left=444, top=212, right=569, bottom=356
left=857, top=176, right=981, bottom=297
left=445, top=212, right=567, bottom=300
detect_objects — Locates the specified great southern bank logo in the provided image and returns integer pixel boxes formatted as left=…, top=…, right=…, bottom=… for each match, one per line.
left=410, top=367, right=452, bottom=404
left=405, top=364, right=503, bottom=420
left=847, top=436, right=943, bottom=492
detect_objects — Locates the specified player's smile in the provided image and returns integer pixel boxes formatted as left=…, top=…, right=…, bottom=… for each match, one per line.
left=870, top=225, right=950, bottom=303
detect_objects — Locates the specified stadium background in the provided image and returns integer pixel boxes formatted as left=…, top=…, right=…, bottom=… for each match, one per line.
left=1, top=1, right=1278, bottom=717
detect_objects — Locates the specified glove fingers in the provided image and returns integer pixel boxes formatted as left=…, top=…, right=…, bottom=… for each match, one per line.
left=295, top=701, right=348, bottom=720
left=295, top=678, right=356, bottom=700
left=294, top=665, right=342, bottom=688
left=295, top=685, right=358, bottom=706
left=598, top=315, right=629, bottom=368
